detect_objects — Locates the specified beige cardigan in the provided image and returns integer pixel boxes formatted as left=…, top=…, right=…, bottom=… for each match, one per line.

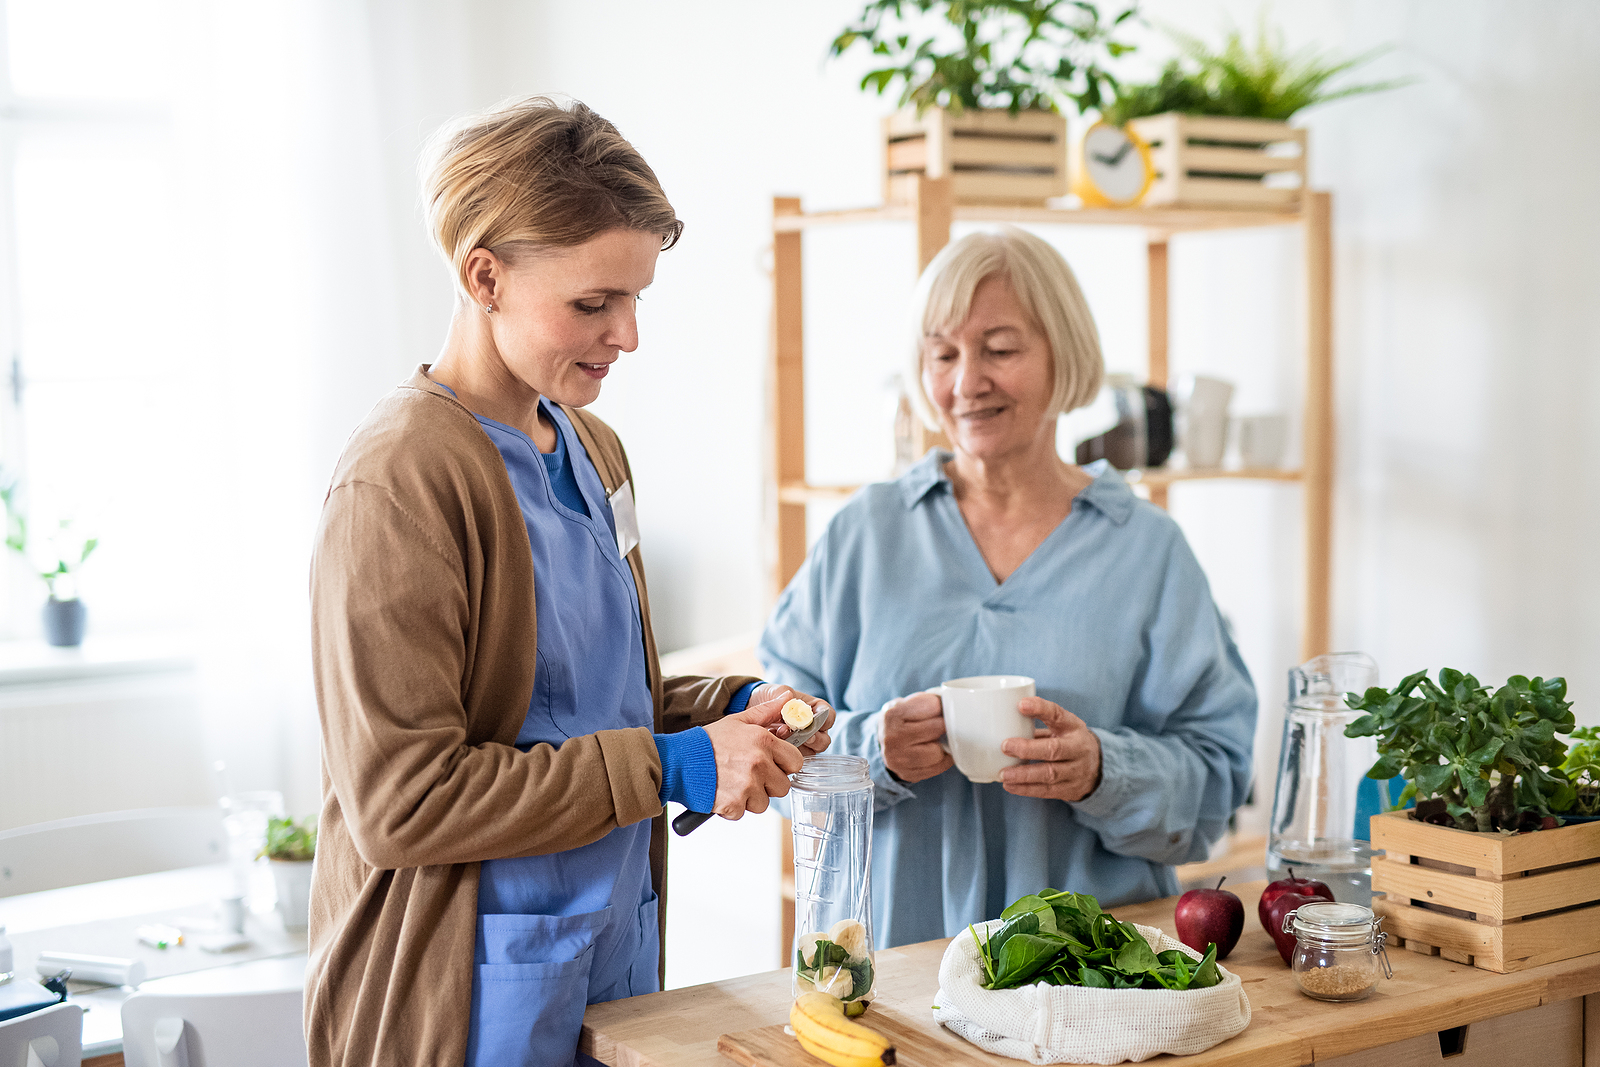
left=306, top=368, right=754, bottom=1066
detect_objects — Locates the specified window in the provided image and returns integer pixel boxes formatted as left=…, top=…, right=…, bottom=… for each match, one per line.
left=0, top=0, right=196, bottom=638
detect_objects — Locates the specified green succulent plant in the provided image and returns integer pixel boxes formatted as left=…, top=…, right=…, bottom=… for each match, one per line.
left=1343, top=669, right=1578, bottom=833
left=259, top=816, right=318, bottom=862
left=1103, top=18, right=1409, bottom=125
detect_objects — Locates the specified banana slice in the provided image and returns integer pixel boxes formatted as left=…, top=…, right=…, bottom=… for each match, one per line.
left=781, top=698, right=815, bottom=731
left=814, top=965, right=855, bottom=998
left=796, top=930, right=827, bottom=970
left=794, top=970, right=816, bottom=993
left=829, top=919, right=870, bottom=962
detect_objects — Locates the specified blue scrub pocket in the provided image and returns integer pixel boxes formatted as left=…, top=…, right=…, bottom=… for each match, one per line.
left=630, top=894, right=661, bottom=997
left=467, top=907, right=612, bottom=1067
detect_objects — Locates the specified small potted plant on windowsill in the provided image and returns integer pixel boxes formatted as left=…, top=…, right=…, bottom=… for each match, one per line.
left=260, top=816, right=317, bottom=933
left=830, top=0, right=1137, bottom=205
left=1, top=474, right=98, bottom=647
left=1344, top=669, right=1600, bottom=972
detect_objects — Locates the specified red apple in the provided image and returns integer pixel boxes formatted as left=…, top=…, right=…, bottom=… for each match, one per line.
left=1257, top=868, right=1335, bottom=933
left=1264, top=891, right=1321, bottom=965
left=1174, top=877, right=1244, bottom=960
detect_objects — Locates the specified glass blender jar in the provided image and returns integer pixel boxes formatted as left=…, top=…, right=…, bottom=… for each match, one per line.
left=790, top=755, right=875, bottom=1004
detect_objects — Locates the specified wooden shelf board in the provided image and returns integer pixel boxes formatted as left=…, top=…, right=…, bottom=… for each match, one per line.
left=774, top=201, right=1303, bottom=234
left=779, top=468, right=1300, bottom=505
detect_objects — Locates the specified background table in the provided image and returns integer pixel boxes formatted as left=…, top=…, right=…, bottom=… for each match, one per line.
left=581, top=880, right=1600, bottom=1067
left=2, top=863, right=307, bottom=1064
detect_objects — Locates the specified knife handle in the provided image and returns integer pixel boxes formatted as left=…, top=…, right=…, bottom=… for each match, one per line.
left=671, top=809, right=715, bottom=836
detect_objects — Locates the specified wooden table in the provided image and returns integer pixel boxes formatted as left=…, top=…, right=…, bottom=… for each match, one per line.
left=581, top=880, right=1600, bottom=1067
left=1, top=863, right=308, bottom=1066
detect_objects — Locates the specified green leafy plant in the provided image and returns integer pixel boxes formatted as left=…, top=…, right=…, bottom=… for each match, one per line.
left=972, top=889, right=1219, bottom=991
left=1103, top=19, right=1407, bottom=125
left=1560, top=726, right=1600, bottom=817
left=1343, top=669, right=1577, bottom=833
left=0, top=471, right=98, bottom=600
left=259, top=816, right=317, bottom=862
left=831, top=1, right=1140, bottom=116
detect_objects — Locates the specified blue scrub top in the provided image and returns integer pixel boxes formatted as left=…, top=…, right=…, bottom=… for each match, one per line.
left=758, top=451, right=1258, bottom=948
left=461, top=398, right=659, bottom=1067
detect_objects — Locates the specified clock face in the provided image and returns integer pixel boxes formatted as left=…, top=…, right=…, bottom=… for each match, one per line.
left=1083, top=124, right=1147, bottom=205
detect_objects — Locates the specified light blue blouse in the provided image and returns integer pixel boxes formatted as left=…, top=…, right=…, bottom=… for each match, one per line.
left=758, top=452, right=1257, bottom=949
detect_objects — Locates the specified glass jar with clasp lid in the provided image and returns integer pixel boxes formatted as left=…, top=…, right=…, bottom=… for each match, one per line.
left=1283, top=901, right=1393, bottom=1002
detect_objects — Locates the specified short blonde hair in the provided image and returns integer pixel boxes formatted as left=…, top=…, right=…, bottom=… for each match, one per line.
left=906, top=226, right=1104, bottom=430
left=421, top=96, right=683, bottom=300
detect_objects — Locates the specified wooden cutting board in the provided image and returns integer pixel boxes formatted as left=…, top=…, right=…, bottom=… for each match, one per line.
left=718, top=1004, right=1016, bottom=1067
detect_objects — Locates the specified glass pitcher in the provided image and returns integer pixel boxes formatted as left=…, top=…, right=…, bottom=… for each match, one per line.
left=1267, top=653, right=1381, bottom=905
left=790, top=755, right=876, bottom=1004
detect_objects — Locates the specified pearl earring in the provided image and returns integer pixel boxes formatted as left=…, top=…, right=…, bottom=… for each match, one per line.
left=483, top=303, right=494, bottom=313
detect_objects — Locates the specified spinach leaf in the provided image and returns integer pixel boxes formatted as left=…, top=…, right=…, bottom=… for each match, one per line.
left=1078, top=963, right=1110, bottom=988
left=994, top=933, right=1062, bottom=989
left=1001, top=894, right=1059, bottom=936
left=849, top=958, right=875, bottom=999
left=1113, top=936, right=1158, bottom=975
left=989, top=910, right=1040, bottom=961
left=1192, top=943, right=1220, bottom=988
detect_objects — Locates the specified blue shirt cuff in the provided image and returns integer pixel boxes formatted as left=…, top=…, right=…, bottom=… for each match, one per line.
left=725, top=680, right=763, bottom=715
left=654, top=727, right=717, bottom=812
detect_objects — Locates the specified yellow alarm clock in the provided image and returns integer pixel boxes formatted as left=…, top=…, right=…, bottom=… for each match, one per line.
left=1071, top=121, right=1155, bottom=208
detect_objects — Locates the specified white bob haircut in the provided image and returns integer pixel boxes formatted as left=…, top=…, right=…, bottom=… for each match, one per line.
left=906, top=226, right=1105, bottom=430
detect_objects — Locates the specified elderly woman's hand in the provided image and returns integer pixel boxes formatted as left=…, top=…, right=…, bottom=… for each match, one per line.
left=998, top=697, right=1103, bottom=802
left=881, top=691, right=954, bottom=784
left=749, top=683, right=834, bottom=756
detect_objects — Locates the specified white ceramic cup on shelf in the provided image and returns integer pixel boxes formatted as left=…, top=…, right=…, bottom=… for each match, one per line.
left=1238, top=413, right=1289, bottom=468
left=938, top=675, right=1036, bottom=783
left=1173, top=375, right=1234, bottom=469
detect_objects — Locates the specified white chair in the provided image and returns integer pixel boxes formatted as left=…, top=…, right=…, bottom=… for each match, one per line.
left=120, top=959, right=307, bottom=1067
left=0, top=808, right=227, bottom=896
left=0, top=1002, right=83, bottom=1067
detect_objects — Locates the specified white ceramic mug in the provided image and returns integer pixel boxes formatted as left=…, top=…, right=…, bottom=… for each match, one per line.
left=1174, top=375, right=1234, bottom=469
left=938, top=675, right=1036, bottom=783
left=1237, top=413, right=1288, bottom=468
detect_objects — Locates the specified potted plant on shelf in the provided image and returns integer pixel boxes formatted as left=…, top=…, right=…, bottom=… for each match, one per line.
left=0, top=474, right=99, bottom=647
left=1102, top=20, right=1409, bottom=210
left=260, top=816, right=317, bottom=933
left=1344, top=669, right=1600, bottom=972
left=830, top=0, right=1138, bottom=205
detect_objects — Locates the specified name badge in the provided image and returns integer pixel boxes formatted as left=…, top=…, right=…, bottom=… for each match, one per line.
left=608, top=479, right=640, bottom=559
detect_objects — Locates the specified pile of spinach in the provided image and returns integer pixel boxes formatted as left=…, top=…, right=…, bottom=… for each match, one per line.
left=796, top=938, right=874, bottom=1000
left=971, top=890, right=1219, bottom=991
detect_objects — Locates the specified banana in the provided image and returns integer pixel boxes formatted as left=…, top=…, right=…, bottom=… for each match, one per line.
left=829, top=918, right=871, bottom=962
left=814, top=964, right=855, bottom=998
left=789, top=992, right=896, bottom=1067
left=782, top=698, right=815, bottom=731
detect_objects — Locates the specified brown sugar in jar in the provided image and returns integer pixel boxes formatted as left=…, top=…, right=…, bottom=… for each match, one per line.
left=1284, top=901, right=1393, bottom=1002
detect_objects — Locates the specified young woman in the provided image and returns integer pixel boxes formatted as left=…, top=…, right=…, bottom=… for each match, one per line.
left=308, top=97, right=832, bottom=1067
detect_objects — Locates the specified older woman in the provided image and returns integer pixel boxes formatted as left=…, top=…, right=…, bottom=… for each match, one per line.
left=308, top=98, right=831, bottom=1067
left=758, top=226, right=1255, bottom=948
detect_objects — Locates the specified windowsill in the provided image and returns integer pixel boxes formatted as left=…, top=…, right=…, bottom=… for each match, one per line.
left=0, top=632, right=198, bottom=687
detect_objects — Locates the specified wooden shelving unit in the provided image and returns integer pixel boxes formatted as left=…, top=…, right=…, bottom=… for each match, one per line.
left=764, top=175, right=1335, bottom=962
left=768, top=175, right=1334, bottom=657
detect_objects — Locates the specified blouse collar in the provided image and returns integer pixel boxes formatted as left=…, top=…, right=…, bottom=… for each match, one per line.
left=897, top=450, right=1136, bottom=526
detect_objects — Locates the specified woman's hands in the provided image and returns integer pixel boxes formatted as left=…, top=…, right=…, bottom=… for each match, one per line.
left=700, top=685, right=835, bottom=821
left=998, top=697, right=1103, bottom=802
left=880, top=691, right=954, bottom=783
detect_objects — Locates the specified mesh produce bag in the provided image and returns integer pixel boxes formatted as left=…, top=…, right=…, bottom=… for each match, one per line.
left=932, top=920, right=1251, bottom=1064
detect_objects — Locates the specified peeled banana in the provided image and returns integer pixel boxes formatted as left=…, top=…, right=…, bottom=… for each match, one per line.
left=790, top=992, right=896, bottom=1067
left=781, top=698, right=815, bottom=730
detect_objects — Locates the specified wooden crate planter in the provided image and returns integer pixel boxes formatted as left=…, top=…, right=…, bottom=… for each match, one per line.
left=1369, top=808, right=1600, bottom=973
left=1125, top=113, right=1306, bottom=211
left=883, top=107, right=1067, bottom=206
